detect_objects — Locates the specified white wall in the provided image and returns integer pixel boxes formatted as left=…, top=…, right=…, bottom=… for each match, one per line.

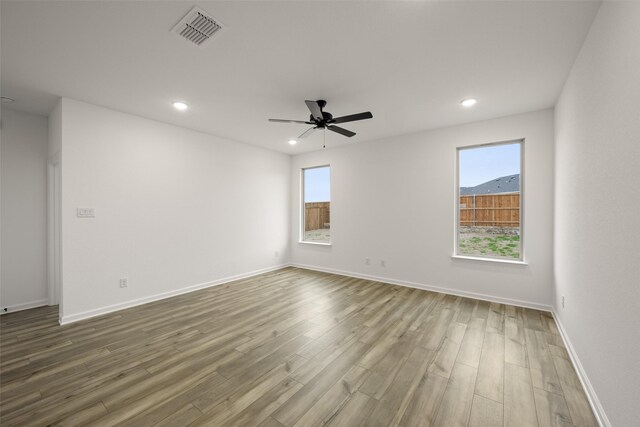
left=554, top=2, right=640, bottom=426
left=59, top=98, right=290, bottom=322
left=48, top=101, right=62, bottom=158
left=291, top=109, right=555, bottom=308
left=1, top=108, right=49, bottom=311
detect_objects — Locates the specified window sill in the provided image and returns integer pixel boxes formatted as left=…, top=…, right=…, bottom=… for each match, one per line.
left=451, top=255, right=528, bottom=265
left=298, top=240, right=332, bottom=246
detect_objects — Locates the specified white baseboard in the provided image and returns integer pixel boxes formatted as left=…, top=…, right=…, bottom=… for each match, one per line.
left=59, top=264, right=290, bottom=325
left=551, top=311, right=610, bottom=427
left=55, top=260, right=549, bottom=323
left=290, top=263, right=552, bottom=312
left=1, top=299, right=49, bottom=315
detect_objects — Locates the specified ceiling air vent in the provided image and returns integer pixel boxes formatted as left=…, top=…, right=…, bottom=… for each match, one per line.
left=171, top=6, right=225, bottom=47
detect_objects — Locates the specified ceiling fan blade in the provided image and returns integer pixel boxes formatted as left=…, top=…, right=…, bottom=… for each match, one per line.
left=305, top=100, right=324, bottom=121
left=268, top=119, right=311, bottom=124
left=327, top=125, right=355, bottom=137
left=298, top=127, right=317, bottom=139
left=330, top=112, right=373, bottom=124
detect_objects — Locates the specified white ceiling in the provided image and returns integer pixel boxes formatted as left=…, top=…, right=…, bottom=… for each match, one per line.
left=1, top=1, right=600, bottom=154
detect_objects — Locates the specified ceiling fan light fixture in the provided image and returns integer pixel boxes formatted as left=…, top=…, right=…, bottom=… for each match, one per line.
left=288, top=139, right=297, bottom=145
left=172, top=101, right=189, bottom=111
left=460, top=98, right=478, bottom=107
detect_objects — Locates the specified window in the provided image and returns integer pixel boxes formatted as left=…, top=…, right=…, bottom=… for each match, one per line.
left=456, top=140, right=523, bottom=261
left=302, top=165, right=331, bottom=244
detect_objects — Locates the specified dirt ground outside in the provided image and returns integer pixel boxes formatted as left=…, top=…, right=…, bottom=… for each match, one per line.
left=458, top=226, right=520, bottom=259
left=304, top=228, right=331, bottom=243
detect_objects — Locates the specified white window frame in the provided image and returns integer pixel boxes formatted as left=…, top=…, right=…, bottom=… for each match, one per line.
left=300, top=164, right=331, bottom=246
left=453, top=139, right=526, bottom=264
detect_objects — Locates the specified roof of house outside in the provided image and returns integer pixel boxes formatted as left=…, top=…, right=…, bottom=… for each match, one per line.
left=460, top=174, right=520, bottom=195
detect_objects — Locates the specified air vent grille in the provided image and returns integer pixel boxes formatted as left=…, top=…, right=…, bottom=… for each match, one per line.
left=172, top=6, right=225, bottom=47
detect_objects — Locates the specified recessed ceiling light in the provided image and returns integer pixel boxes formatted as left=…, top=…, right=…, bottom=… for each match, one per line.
left=172, top=101, right=189, bottom=111
left=288, top=139, right=297, bottom=145
left=461, top=98, right=478, bottom=107
left=0, top=96, right=15, bottom=104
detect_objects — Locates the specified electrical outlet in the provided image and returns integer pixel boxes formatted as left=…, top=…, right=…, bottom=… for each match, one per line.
left=365, top=258, right=370, bottom=265
left=77, top=207, right=96, bottom=218
left=561, top=295, right=565, bottom=309
left=274, top=251, right=279, bottom=258
left=380, top=260, right=386, bottom=267
left=120, top=277, right=128, bottom=288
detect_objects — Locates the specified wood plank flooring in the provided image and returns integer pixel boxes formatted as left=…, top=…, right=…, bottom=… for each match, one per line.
left=0, top=267, right=598, bottom=426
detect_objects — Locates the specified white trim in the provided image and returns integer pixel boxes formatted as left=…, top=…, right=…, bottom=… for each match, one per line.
left=59, top=264, right=289, bottom=325
left=1, top=299, right=49, bottom=315
left=47, top=154, right=61, bottom=306
left=551, top=311, right=610, bottom=427
left=451, top=255, right=528, bottom=265
left=290, top=263, right=552, bottom=312
left=297, top=241, right=331, bottom=246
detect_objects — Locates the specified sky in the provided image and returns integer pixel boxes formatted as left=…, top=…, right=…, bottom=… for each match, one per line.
left=304, top=166, right=330, bottom=202
left=459, top=143, right=520, bottom=187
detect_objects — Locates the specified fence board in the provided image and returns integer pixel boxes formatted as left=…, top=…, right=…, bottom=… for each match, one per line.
left=305, top=202, right=330, bottom=231
left=460, top=193, right=520, bottom=227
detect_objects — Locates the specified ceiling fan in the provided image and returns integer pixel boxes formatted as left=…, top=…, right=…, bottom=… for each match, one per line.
left=269, top=100, right=373, bottom=139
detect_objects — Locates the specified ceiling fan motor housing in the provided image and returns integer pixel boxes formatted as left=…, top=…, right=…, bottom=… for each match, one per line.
left=310, top=111, right=333, bottom=123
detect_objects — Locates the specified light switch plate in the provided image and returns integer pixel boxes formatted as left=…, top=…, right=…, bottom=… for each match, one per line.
left=77, top=207, right=96, bottom=218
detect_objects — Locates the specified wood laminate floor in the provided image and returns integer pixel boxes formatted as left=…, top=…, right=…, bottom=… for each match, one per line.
left=0, top=267, right=598, bottom=426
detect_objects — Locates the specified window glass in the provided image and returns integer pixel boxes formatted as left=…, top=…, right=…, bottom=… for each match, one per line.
left=302, top=166, right=330, bottom=243
left=458, top=141, right=522, bottom=260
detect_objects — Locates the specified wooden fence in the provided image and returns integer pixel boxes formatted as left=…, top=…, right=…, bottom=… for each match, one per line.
left=305, top=202, right=330, bottom=231
left=460, top=193, right=520, bottom=227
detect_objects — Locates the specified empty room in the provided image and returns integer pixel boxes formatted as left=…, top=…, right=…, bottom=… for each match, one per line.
left=1, top=1, right=638, bottom=426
